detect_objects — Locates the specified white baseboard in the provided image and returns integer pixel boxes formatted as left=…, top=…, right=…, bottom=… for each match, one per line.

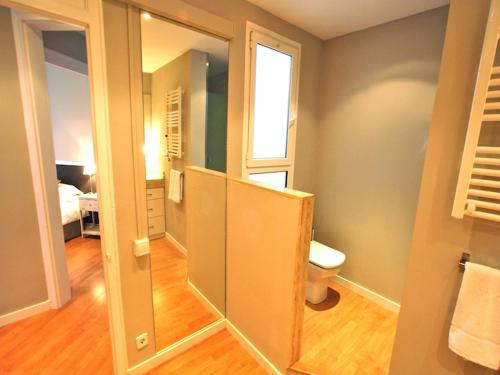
left=331, top=275, right=400, bottom=313
left=187, top=280, right=224, bottom=320
left=164, top=231, right=187, bottom=256
left=127, top=319, right=226, bottom=375
left=0, top=300, right=51, bottom=327
left=226, top=320, right=282, bottom=375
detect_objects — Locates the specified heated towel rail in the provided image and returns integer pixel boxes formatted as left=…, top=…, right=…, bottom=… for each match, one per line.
left=452, top=0, right=500, bottom=223
left=164, top=87, right=182, bottom=161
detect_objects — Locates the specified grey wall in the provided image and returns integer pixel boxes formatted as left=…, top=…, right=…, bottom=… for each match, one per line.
left=206, top=72, right=228, bottom=173
left=42, top=31, right=87, bottom=64
left=151, top=50, right=208, bottom=247
left=311, top=7, right=449, bottom=302
left=390, top=1, right=500, bottom=373
left=0, top=7, right=48, bottom=315
left=45, top=62, right=93, bottom=164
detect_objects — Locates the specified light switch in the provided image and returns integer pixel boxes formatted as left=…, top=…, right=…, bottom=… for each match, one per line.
left=133, top=238, right=150, bottom=257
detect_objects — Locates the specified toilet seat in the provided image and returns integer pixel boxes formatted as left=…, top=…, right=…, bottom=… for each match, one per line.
left=309, top=240, right=345, bottom=269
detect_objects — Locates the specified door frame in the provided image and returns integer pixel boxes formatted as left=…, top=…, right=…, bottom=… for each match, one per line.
left=1, top=1, right=128, bottom=374
left=11, top=10, right=76, bottom=311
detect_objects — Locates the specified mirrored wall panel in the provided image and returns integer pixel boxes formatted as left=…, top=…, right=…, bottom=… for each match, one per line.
left=140, top=13, right=228, bottom=352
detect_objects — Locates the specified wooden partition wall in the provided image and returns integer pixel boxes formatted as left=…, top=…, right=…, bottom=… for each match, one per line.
left=185, top=167, right=227, bottom=315
left=227, top=178, right=314, bottom=373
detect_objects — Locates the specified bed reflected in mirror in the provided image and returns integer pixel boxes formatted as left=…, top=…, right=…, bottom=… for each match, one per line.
left=140, top=12, right=228, bottom=352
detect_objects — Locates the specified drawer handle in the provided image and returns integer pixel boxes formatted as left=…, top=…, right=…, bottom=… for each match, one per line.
left=149, top=225, right=154, bottom=229
left=147, top=193, right=153, bottom=196
left=148, top=208, right=153, bottom=211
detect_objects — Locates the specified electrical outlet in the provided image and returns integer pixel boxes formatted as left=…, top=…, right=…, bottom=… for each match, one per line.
left=136, top=333, right=148, bottom=350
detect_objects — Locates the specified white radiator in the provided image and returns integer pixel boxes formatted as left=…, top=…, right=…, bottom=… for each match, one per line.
left=164, top=87, right=182, bottom=160
left=453, top=0, right=500, bottom=223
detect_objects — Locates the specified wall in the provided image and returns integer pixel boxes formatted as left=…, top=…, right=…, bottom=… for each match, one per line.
left=42, top=31, right=87, bottom=64
left=227, top=178, right=314, bottom=372
left=151, top=50, right=207, bottom=247
left=390, top=0, right=500, bottom=374
left=314, top=7, right=448, bottom=303
left=102, top=1, right=156, bottom=365
left=182, top=0, right=323, bottom=188
left=0, top=6, right=48, bottom=316
left=185, top=167, right=226, bottom=314
left=206, top=72, right=228, bottom=172
left=189, top=51, right=208, bottom=168
left=45, top=62, right=93, bottom=164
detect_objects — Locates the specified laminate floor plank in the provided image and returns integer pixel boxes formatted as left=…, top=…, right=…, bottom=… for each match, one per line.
left=292, top=283, right=398, bottom=375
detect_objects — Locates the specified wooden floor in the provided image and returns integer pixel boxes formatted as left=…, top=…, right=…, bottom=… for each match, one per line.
left=150, top=238, right=218, bottom=351
left=0, top=237, right=113, bottom=375
left=293, top=282, right=398, bottom=375
left=147, top=330, right=266, bottom=374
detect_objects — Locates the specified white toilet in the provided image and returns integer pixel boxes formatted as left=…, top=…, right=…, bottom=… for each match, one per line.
left=306, top=240, right=346, bottom=304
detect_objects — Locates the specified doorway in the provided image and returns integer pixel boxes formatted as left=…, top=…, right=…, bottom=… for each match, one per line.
left=0, top=6, right=112, bottom=374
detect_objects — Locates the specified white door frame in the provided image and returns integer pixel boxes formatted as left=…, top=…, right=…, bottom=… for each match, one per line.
left=11, top=10, right=74, bottom=310
left=1, top=1, right=128, bottom=374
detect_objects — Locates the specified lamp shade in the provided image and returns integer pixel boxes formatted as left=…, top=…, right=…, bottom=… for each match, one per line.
left=83, top=160, right=96, bottom=175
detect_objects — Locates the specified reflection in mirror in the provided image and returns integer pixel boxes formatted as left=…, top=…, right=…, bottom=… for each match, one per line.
left=140, top=13, right=228, bottom=351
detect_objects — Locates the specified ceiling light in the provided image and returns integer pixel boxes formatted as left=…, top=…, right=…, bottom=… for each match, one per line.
left=142, top=12, right=151, bottom=20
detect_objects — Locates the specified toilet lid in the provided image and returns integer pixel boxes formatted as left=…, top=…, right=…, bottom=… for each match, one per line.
left=309, top=241, right=346, bottom=269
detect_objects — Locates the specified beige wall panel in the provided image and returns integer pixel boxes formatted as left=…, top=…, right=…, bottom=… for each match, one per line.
left=102, top=0, right=155, bottom=365
left=185, top=167, right=226, bottom=314
left=227, top=179, right=314, bottom=372
left=315, top=7, right=448, bottom=303
left=0, top=6, right=48, bottom=315
left=390, top=1, right=500, bottom=374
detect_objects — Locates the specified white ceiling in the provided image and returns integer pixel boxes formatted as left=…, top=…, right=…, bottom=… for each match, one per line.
left=246, top=0, right=450, bottom=40
left=141, top=15, right=228, bottom=74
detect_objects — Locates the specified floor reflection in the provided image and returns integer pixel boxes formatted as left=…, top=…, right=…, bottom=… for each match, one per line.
left=150, top=238, right=218, bottom=350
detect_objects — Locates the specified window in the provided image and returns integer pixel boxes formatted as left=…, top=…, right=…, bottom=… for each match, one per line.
left=249, top=171, right=288, bottom=189
left=243, top=23, right=301, bottom=189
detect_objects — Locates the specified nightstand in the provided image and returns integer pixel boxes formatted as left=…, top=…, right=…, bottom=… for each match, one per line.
left=79, top=193, right=100, bottom=237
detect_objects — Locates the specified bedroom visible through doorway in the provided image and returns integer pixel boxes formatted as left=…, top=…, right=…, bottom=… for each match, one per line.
left=0, top=7, right=112, bottom=373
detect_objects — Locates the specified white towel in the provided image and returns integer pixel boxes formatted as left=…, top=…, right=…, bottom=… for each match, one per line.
left=449, top=262, right=500, bottom=370
left=168, top=169, right=183, bottom=203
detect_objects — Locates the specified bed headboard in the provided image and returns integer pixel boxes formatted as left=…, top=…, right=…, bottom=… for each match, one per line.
left=56, top=164, right=91, bottom=193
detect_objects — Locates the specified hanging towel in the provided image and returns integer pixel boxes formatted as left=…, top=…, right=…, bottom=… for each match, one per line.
left=449, top=262, right=500, bottom=370
left=168, top=169, right=183, bottom=203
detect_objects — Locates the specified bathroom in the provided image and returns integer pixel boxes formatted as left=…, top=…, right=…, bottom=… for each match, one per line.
left=1, top=0, right=498, bottom=374
left=243, top=6, right=450, bottom=373
left=138, top=3, right=449, bottom=372
left=128, top=2, right=496, bottom=373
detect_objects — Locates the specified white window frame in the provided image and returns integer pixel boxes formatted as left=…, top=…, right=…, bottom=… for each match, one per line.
left=242, top=22, right=301, bottom=188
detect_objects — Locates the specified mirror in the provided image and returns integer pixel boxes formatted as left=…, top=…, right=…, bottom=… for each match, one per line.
left=140, top=13, right=228, bottom=351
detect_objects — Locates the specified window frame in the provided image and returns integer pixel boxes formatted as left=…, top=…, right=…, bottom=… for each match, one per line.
left=243, top=22, right=301, bottom=188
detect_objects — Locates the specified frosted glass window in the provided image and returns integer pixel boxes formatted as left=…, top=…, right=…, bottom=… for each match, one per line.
left=252, top=44, right=292, bottom=159
left=249, top=171, right=288, bottom=189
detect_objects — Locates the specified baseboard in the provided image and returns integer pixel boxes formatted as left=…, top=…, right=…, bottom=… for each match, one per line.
left=0, top=300, right=51, bottom=327
left=187, top=280, right=224, bottom=320
left=127, top=319, right=226, bottom=375
left=332, top=275, right=400, bottom=313
left=226, top=320, right=282, bottom=375
left=164, top=231, right=187, bottom=256
left=287, top=366, right=317, bottom=375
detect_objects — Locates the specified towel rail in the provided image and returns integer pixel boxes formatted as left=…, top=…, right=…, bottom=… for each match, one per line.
left=452, top=1, right=500, bottom=223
